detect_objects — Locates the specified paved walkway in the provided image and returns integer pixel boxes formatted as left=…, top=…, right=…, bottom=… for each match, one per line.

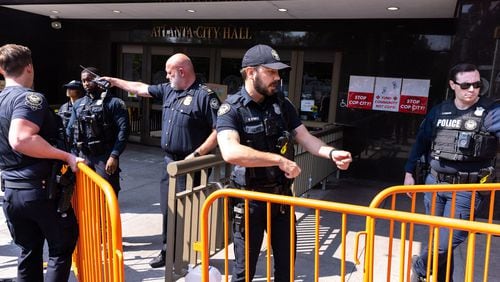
left=1, top=143, right=499, bottom=281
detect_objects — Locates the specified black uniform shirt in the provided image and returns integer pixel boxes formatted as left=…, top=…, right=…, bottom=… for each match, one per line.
left=216, top=87, right=302, bottom=185
left=0, top=86, right=57, bottom=180
left=148, top=81, right=220, bottom=157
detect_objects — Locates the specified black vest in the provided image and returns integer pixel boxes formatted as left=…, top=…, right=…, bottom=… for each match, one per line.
left=431, top=97, right=497, bottom=162
left=227, top=93, right=294, bottom=187
left=73, top=93, right=111, bottom=155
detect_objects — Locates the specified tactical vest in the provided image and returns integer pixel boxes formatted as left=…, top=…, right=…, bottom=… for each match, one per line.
left=74, top=94, right=110, bottom=156
left=58, top=102, right=72, bottom=129
left=226, top=94, right=294, bottom=187
left=430, top=98, right=497, bottom=162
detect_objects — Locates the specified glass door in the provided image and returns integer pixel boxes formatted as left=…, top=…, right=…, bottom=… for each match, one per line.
left=297, top=51, right=336, bottom=126
left=218, top=48, right=291, bottom=101
left=119, top=45, right=144, bottom=143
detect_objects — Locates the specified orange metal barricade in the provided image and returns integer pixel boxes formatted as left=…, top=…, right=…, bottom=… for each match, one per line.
left=197, top=187, right=500, bottom=282
left=71, top=163, right=124, bottom=282
left=364, top=182, right=500, bottom=282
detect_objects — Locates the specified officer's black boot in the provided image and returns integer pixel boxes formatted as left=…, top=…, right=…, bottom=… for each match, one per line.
left=149, top=250, right=166, bottom=268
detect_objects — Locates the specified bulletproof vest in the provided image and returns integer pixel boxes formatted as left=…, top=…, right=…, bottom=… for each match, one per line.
left=74, top=93, right=110, bottom=155
left=431, top=98, right=497, bottom=162
left=227, top=94, right=294, bottom=187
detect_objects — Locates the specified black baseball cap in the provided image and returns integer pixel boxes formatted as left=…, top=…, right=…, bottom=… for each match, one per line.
left=63, top=80, right=83, bottom=90
left=241, top=44, right=290, bottom=70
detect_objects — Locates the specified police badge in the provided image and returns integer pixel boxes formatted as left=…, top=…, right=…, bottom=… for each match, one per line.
left=474, top=106, right=485, bottom=116
left=464, top=120, right=478, bottom=130
left=183, top=96, right=193, bottom=106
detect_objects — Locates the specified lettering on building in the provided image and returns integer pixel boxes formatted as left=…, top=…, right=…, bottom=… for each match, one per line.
left=151, top=25, right=252, bottom=40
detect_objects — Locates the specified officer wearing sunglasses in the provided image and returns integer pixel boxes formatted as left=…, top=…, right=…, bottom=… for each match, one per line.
left=404, top=63, right=500, bottom=282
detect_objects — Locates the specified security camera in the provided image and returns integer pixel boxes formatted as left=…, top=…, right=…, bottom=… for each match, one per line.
left=51, top=20, right=62, bottom=30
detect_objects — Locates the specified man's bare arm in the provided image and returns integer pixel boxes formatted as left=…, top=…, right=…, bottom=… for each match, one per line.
left=101, top=76, right=152, bottom=98
left=9, top=118, right=84, bottom=171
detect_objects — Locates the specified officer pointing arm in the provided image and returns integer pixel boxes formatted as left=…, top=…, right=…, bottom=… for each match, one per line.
left=99, top=53, right=220, bottom=268
left=100, top=54, right=219, bottom=158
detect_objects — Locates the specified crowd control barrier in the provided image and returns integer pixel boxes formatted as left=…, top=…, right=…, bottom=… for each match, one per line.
left=71, top=163, right=124, bottom=282
left=197, top=187, right=500, bottom=282
left=365, top=182, right=500, bottom=282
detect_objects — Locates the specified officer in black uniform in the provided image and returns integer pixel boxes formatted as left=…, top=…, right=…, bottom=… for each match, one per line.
left=0, top=44, right=83, bottom=281
left=405, top=63, right=500, bottom=282
left=216, top=44, right=352, bottom=282
left=58, top=80, right=84, bottom=129
left=67, top=67, right=130, bottom=196
left=100, top=53, right=221, bottom=268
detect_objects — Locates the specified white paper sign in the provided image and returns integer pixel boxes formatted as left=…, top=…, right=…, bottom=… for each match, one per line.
left=373, top=77, right=402, bottom=112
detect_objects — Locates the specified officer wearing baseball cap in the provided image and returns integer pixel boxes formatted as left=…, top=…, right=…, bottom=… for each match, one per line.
left=216, top=44, right=352, bottom=281
left=58, top=80, right=84, bottom=128
left=241, top=44, right=290, bottom=70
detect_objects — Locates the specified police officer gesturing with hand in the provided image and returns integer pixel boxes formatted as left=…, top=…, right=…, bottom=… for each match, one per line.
left=216, top=44, right=352, bottom=281
left=0, top=44, right=84, bottom=281
left=68, top=67, right=130, bottom=197
left=100, top=53, right=221, bottom=268
left=404, top=63, right=500, bottom=282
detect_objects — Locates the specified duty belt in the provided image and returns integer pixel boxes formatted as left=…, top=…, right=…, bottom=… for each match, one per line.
left=430, top=168, right=495, bottom=184
left=2, top=179, right=47, bottom=189
left=165, top=152, right=186, bottom=161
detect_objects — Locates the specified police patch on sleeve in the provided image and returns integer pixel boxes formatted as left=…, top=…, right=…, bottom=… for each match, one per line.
left=25, top=92, right=43, bottom=111
left=210, top=97, right=220, bottom=110
left=217, top=103, right=231, bottom=116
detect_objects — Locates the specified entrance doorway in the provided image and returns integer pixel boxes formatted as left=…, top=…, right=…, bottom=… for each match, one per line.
left=118, top=45, right=341, bottom=146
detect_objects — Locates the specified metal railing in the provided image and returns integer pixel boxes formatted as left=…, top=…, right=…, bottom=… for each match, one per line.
left=71, top=163, right=124, bottom=282
left=197, top=186, right=500, bottom=282
left=164, top=154, right=232, bottom=281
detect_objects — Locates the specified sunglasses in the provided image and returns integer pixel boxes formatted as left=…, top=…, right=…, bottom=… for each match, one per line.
left=453, top=80, right=482, bottom=90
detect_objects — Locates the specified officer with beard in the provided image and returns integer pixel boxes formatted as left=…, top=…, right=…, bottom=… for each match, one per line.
left=216, top=44, right=352, bottom=281
left=405, top=63, right=500, bottom=282
left=67, top=67, right=129, bottom=196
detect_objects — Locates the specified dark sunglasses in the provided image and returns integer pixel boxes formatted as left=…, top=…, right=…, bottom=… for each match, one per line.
left=453, top=80, right=482, bottom=90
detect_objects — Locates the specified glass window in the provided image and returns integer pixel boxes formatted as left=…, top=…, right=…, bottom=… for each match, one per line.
left=191, top=57, right=210, bottom=83
left=221, top=58, right=243, bottom=95
left=300, top=62, right=332, bottom=122
left=220, top=58, right=290, bottom=97
left=121, top=52, right=143, bottom=137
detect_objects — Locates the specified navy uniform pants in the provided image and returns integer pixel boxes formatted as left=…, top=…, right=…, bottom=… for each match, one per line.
left=2, top=188, right=78, bottom=282
left=412, top=173, right=483, bottom=281
left=82, top=153, right=121, bottom=197
left=231, top=199, right=296, bottom=282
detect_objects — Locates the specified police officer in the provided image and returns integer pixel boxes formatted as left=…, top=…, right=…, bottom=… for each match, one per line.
left=58, top=80, right=84, bottom=129
left=0, top=44, right=84, bottom=281
left=216, top=44, right=352, bottom=282
left=100, top=53, right=221, bottom=268
left=405, top=63, right=500, bottom=282
left=67, top=67, right=129, bottom=196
